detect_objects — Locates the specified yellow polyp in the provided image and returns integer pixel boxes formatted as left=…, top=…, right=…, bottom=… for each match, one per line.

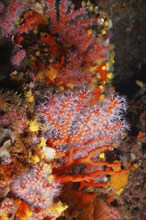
left=87, top=1, right=91, bottom=6
left=99, top=152, right=105, bottom=159
left=97, top=74, right=101, bottom=79
left=35, top=51, right=40, bottom=56
left=50, top=201, right=68, bottom=218
left=89, top=5, right=94, bottom=11
left=133, top=163, right=138, bottom=169
left=106, top=61, right=110, bottom=68
left=113, top=161, right=121, bottom=171
left=0, top=213, right=8, bottom=220
left=39, top=137, right=47, bottom=147
left=70, top=3, right=75, bottom=10
left=101, top=30, right=106, bottom=35
left=110, top=51, right=115, bottom=63
left=47, top=174, right=54, bottom=183
left=58, top=85, right=65, bottom=91
left=136, top=80, right=144, bottom=88
left=25, top=91, right=35, bottom=103
left=91, top=78, right=96, bottom=84
left=15, top=200, right=33, bottom=220
left=87, top=29, right=93, bottom=35
left=36, top=71, right=43, bottom=80
left=25, top=91, right=31, bottom=98
left=23, top=210, right=33, bottom=220
left=15, top=20, right=20, bottom=25
left=30, top=55, right=35, bottom=61
left=117, top=188, right=124, bottom=195
left=44, top=163, right=53, bottom=172
left=130, top=163, right=139, bottom=171
left=100, top=94, right=105, bottom=101
left=66, top=83, right=74, bottom=89
left=33, top=26, right=38, bottom=34
left=89, top=66, right=97, bottom=72
left=28, top=95, right=35, bottom=103
left=101, top=65, right=106, bottom=70
left=104, top=20, right=109, bottom=27
left=99, top=85, right=104, bottom=91
left=46, top=67, right=58, bottom=82
left=31, top=155, right=40, bottom=164
left=107, top=72, right=113, bottom=79
left=44, top=48, right=48, bottom=52
left=89, top=83, right=96, bottom=90
left=81, top=1, right=86, bottom=7
left=29, top=120, right=39, bottom=132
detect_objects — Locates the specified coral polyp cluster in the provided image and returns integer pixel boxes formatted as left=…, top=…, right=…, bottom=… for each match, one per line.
left=40, top=89, right=128, bottom=187
left=0, top=0, right=130, bottom=219
left=0, top=0, right=114, bottom=91
left=11, top=163, right=61, bottom=209
left=42, top=90, right=128, bottom=153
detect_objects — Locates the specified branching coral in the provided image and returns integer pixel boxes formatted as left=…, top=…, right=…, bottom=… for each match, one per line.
left=0, top=0, right=113, bottom=89
left=42, top=0, right=113, bottom=87
left=11, top=163, right=61, bottom=209
left=42, top=89, right=128, bottom=154
left=41, top=88, right=129, bottom=187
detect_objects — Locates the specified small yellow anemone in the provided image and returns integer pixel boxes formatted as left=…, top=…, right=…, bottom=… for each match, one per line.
left=50, top=201, right=68, bottom=218
left=29, top=120, right=39, bottom=132
left=46, top=67, right=58, bottom=82
left=39, top=137, right=47, bottom=147
left=25, top=91, right=35, bottom=103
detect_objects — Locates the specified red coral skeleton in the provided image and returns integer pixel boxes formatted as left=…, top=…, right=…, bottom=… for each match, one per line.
left=53, top=145, right=127, bottom=189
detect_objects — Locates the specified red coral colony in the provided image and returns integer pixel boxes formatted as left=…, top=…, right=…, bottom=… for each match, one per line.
left=0, top=0, right=131, bottom=219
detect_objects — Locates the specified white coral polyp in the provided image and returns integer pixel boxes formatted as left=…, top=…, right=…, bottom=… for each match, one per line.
left=11, top=164, right=61, bottom=209
left=41, top=89, right=129, bottom=159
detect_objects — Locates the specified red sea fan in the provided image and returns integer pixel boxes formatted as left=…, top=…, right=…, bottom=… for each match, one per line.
left=11, top=163, right=61, bottom=209
left=42, top=89, right=129, bottom=157
left=45, top=0, right=111, bottom=86
left=0, top=0, right=112, bottom=86
left=41, top=88, right=129, bottom=186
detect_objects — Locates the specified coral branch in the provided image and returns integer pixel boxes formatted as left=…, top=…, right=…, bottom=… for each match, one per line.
left=55, top=169, right=127, bottom=184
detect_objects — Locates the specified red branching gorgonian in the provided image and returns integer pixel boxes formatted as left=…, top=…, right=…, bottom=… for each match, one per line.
left=41, top=89, right=129, bottom=187
left=11, top=163, right=61, bottom=209
left=0, top=0, right=112, bottom=87
left=44, top=0, right=111, bottom=86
